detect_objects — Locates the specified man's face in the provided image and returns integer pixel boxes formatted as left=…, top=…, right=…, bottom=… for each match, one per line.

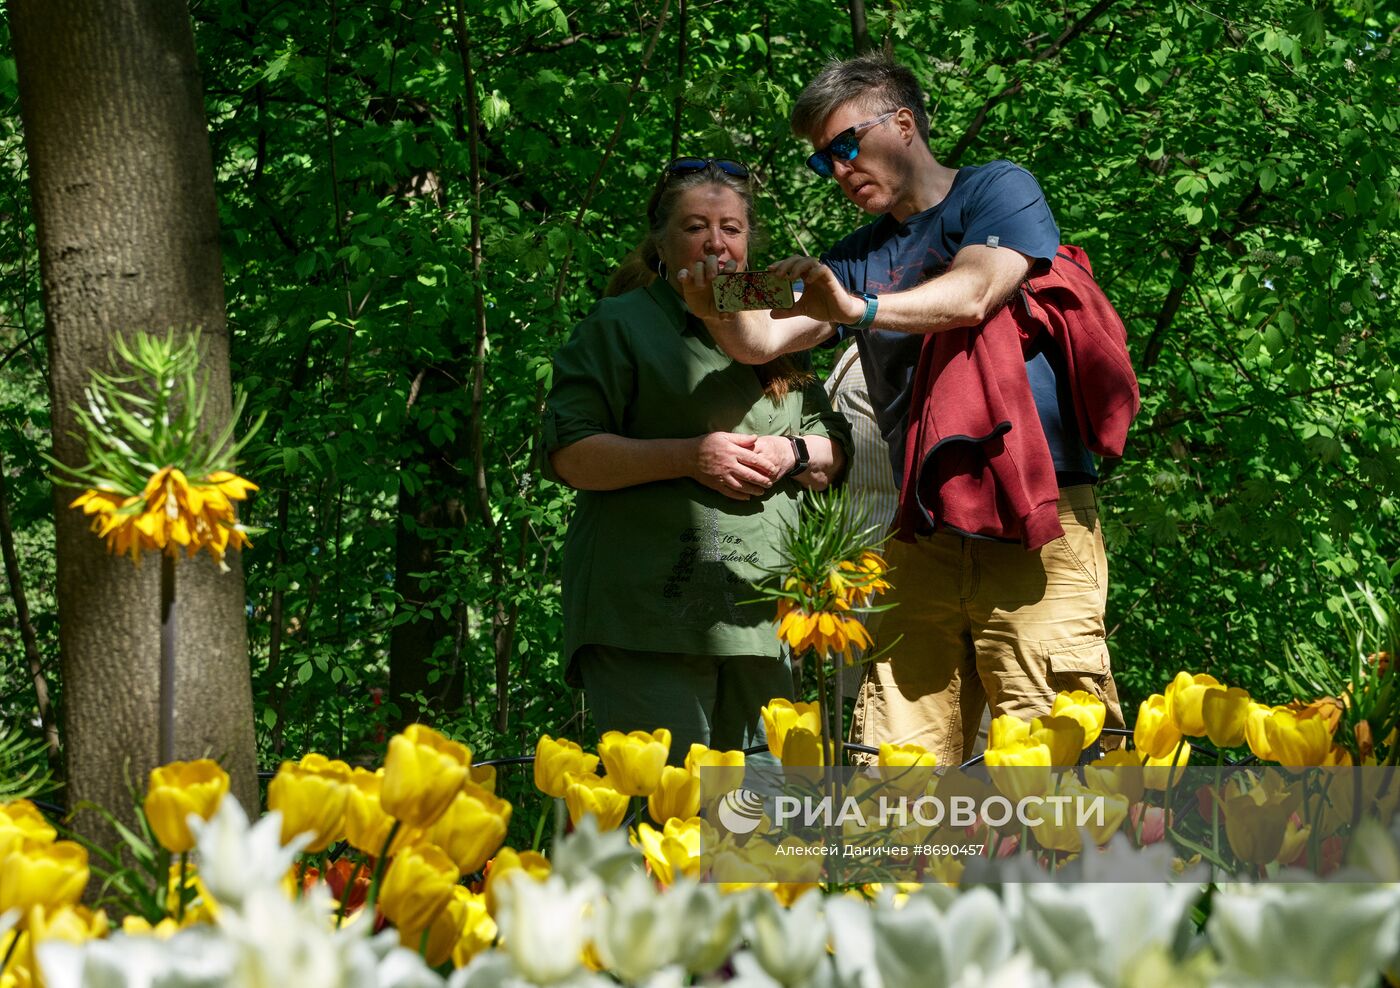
left=810, top=101, right=908, bottom=215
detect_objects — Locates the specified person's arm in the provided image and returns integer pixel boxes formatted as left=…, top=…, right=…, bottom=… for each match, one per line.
left=549, top=432, right=780, bottom=501
left=749, top=434, right=846, bottom=492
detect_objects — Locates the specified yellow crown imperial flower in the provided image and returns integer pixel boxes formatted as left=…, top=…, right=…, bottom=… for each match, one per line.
left=533, top=735, right=600, bottom=799
left=143, top=759, right=230, bottom=854
left=382, top=724, right=472, bottom=830
left=597, top=729, right=671, bottom=797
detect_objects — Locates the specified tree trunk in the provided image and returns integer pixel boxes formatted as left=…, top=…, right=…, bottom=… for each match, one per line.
left=11, top=0, right=259, bottom=835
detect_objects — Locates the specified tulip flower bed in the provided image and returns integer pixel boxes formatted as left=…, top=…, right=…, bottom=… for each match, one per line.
left=2, top=664, right=1398, bottom=987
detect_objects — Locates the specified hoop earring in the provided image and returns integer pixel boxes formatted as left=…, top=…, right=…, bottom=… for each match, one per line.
left=655, top=258, right=668, bottom=280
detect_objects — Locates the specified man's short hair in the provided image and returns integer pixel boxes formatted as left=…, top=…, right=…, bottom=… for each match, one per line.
left=791, top=54, right=930, bottom=144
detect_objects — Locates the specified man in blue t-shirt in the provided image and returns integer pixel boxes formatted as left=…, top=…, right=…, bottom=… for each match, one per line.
left=677, top=53, right=1125, bottom=767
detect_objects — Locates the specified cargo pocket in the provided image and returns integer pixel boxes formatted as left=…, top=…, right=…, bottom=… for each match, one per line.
left=1042, top=634, right=1110, bottom=701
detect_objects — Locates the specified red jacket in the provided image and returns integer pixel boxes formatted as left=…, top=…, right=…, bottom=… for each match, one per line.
left=895, top=246, right=1139, bottom=549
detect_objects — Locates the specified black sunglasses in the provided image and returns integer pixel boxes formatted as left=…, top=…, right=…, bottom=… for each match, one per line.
left=648, top=157, right=752, bottom=223
left=806, top=111, right=898, bottom=178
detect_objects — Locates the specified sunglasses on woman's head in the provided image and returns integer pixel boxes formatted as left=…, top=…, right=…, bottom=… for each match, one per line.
left=663, top=157, right=751, bottom=181
left=805, top=110, right=898, bottom=178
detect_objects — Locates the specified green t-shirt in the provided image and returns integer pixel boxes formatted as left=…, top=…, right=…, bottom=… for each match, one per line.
left=544, top=279, right=853, bottom=669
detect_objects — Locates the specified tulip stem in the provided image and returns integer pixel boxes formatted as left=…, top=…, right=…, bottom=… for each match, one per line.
left=1162, top=738, right=1186, bottom=835
left=1, top=932, right=20, bottom=976
left=1211, top=754, right=1223, bottom=867
left=176, top=851, right=189, bottom=921
left=336, top=858, right=366, bottom=928
left=364, top=820, right=402, bottom=917
left=531, top=800, right=552, bottom=853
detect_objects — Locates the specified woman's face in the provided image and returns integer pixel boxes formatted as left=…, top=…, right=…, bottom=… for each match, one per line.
left=656, top=183, right=749, bottom=285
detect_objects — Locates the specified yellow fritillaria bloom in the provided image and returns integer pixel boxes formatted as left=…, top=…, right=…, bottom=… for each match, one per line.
left=597, top=729, right=671, bottom=797
left=533, top=735, right=600, bottom=799
left=647, top=765, right=701, bottom=824
left=562, top=773, right=630, bottom=831
left=1050, top=690, right=1106, bottom=749
left=760, top=698, right=822, bottom=761
left=425, top=782, right=511, bottom=875
left=71, top=467, right=257, bottom=564
left=382, top=724, right=472, bottom=830
left=143, top=759, right=230, bottom=854
left=267, top=754, right=352, bottom=853
left=775, top=598, right=874, bottom=664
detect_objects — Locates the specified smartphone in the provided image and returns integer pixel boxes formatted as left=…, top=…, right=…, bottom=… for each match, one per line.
left=712, top=271, right=796, bottom=312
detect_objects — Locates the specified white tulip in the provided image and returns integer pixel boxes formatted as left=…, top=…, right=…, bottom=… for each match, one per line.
left=590, top=871, right=685, bottom=984
left=746, top=889, right=827, bottom=987
left=190, top=795, right=309, bottom=909
left=494, top=873, right=594, bottom=985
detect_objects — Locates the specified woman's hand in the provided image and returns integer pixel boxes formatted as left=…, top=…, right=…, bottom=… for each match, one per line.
left=691, top=432, right=774, bottom=500
left=675, top=253, right=736, bottom=322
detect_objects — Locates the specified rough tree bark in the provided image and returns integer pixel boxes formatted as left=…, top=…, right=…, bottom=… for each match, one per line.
left=11, top=0, right=259, bottom=833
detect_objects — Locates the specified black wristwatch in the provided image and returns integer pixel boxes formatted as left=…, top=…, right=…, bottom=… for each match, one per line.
left=785, top=436, right=810, bottom=478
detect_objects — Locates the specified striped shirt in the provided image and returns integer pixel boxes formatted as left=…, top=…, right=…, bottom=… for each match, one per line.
left=825, top=345, right=900, bottom=537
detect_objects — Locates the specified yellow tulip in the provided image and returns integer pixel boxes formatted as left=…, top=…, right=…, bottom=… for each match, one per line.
left=452, top=887, right=498, bottom=966
left=1264, top=707, right=1334, bottom=766
left=1201, top=686, right=1251, bottom=750
left=562, top=773, right=630, bottom=831
left=121, top=915, right=181, bottom=938
left=633, top=817, right=702, bottom=885
left=684, top=744, right=745, bottom=795
left=1165, top=671, right=1221, bottom=737
left=533, top=736, right=600, bottom=799
left=143, top=759, right=230, bottom=854
left=1277, top=816, right=1311, bottom=866
left=378, top=843, right=459, bottom=934
left=344, top=768, right=401, bottom=856
left=597, top=729, right=671, bottom=797
left=648, top=765, right=701, bottom=824
left=267, top=755, right=351, bottom=853
left=26, top=903, right=109, bottom=944
left=425, top=782, right=511, bottom=874
left=1242, top=702, right=1279, bottom=761
left=760, top=699, right=822, bottom=760
left=1222, top=772, right=1302, bottom=865
left=469, top=764, right=497, bottom=794
left=0, top=800, right=57, bottom=859
left=1029, top=715, right=1086, bottom=766
left=779, top=727, right=832, bottom=768
left=483, top=847, right=549, bottom=918
left=877, top=742, right=938, bottom=769
left=0, top=840, right=89, bottom=920
left=988, top=714, right=1032, bottom=750
left=1134, top=694, right=1182, bottom=759
left=382, top=724, right=472, bottom=830
left=1050, top=690, right=1106, bottom=748
left=984, top=739, right=1052, bottom=801
left=1142, top=743, right=1192, bottom=790
left=409, top=884, right=498, bottom=968
left=1083, top=748, right=1146, bottom=804
left=1030, top=778, right=1128, bottom=853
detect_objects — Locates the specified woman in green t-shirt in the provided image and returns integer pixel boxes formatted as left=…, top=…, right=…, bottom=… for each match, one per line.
left=544, top=157, right=852, bottom=761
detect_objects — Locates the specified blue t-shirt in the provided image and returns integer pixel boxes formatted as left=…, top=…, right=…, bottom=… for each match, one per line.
left=821, top=160, right=1095, bottom=484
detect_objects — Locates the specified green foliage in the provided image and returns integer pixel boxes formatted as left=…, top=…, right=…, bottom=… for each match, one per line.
left=0, top=1, right=1397, bottom=776
left=0, top=721, right=55, bottom=800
